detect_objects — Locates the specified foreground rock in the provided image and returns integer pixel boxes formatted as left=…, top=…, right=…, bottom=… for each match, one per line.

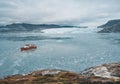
left=0, top=62, right=120, bottom=84
left=81, top=62, right=120, bottom=79
left=98, top=19, right=120, bottom=33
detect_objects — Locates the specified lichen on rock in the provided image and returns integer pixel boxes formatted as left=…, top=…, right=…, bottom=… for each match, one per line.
left=0, top=62, right=120, bottom=84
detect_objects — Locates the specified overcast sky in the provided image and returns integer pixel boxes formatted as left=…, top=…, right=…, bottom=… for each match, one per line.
left=0, top=0, right=120, bottom=27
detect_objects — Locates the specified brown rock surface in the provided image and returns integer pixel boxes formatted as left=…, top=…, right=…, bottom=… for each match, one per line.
left=0, top=63, right=120, bottom=84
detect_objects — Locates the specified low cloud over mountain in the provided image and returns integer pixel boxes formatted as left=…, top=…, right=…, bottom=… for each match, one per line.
left=0, top=0, right=120, bottom=27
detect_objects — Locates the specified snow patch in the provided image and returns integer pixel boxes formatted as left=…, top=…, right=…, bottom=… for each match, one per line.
left=42, top=70, right=61, bottom=76
left=92, top=66, right=111, bottom=78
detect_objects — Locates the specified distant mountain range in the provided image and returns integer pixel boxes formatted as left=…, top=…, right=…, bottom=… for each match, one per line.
left=98, top=19, right=120, bottom=33
left=0, top=23, right=87, bottom=33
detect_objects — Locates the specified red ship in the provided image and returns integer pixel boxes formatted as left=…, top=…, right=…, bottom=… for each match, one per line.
left=21, top=44, right=37, bottom=51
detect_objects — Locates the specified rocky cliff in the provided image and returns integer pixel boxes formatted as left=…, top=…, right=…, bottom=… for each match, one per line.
left=0, top=62, right=120, bottom=84
left=98, top=19, right=120, bottom=33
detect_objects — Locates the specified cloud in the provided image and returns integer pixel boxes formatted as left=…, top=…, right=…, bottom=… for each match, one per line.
left=0, top=0, right=120, bottom=26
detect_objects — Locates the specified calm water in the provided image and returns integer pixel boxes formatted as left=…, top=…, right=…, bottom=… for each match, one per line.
left=0, top=28, right=120, bottom=78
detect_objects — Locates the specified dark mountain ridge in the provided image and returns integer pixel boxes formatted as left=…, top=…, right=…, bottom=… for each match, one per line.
left=0, top=23, right=87, bottom=33
left=98, top=19, right=120, bottom=33
left=98, top=19, right=120, bottom=28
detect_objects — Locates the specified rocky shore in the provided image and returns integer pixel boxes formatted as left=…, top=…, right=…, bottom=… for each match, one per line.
left=98, top=19, right=120, bottom=33
left=0, top=62, right=120, bottom=84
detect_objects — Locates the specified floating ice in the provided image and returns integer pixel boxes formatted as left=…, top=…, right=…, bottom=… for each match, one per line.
left=41, top=28, right=101, bottom=34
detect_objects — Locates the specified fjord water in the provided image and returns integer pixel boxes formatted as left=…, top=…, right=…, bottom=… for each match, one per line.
left=0, top=28, right=120, bottom=78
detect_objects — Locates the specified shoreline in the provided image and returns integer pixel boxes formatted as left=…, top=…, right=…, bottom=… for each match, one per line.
left=0, top=62, right=120, bottom=84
